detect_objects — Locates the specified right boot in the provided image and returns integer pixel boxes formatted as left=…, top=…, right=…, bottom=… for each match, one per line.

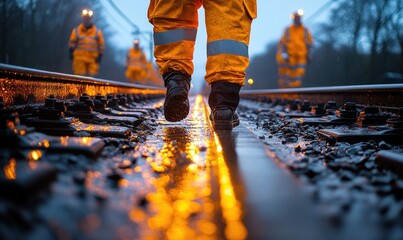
left=163, top=71, right=191, bottom=122
left=208, top=81, right=241, bottom=130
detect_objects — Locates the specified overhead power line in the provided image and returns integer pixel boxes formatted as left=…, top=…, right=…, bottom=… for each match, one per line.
left=305, top=0, right=334, bottom=25
left=102, top=0, right=154, bottom=61
left=106, top=0, right=140, bottom=32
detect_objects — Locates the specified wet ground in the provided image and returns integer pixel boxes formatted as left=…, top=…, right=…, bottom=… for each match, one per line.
left=238, top=99, right=403, bottom=240
left=1, top=95, right=402, bottom=240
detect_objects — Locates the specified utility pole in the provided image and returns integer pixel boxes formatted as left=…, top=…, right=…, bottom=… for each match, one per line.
left=132, top=29, right=153, bottom=63
left=2, top=0, right=8, bottom=63
left=106, top=0, right=154, bottom=62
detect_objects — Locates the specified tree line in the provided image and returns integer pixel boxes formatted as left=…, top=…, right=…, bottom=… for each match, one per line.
left=245, top=0, right=403, bottom=89
left=0, top=0, right=128, bottom=81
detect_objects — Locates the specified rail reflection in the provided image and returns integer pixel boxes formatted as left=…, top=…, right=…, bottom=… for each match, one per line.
left=143, top=95, right=217, bottom=239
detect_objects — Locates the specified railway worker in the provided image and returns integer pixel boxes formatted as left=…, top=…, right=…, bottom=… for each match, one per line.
left=145, top=61, right=163, bottom=87
left=148, top=0, right=256, bottom=130
left=69, top=8, right=105, bottom=77
left=276, top=41, right=288, bottom=88
left=279, top=9, right=313, bottom=88
left=125, top=39, right=148, bottom=84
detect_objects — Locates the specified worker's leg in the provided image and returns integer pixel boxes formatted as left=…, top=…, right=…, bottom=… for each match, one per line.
left=125, top=68, right=133, bottom=82
left=72, top=59, right=87, bottom=76
left=126, top=67, right=139, bottom=82
left=148, top=0, right=201, bottom=76
left=288, top=55, right=306, bottom=88
left=88, top=60, right=99, bottom=77
left=148, top=0, right=202, bottom=122
left=204, top=0, right=256, bottom=130
left=277, top=59, right=288, bottom=88
left=204, top=0, right=255, bottom=85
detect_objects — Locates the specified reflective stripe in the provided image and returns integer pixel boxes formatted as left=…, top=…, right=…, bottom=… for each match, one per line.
left=78, top=42, right=98, bottom=46
left=78, top=36, right=98, bottom=41
left=75, top=26, right=100, bottom=52
left=207, top=40, right=248, bottom=58
left=289, top=76, right=303, bottom=81
left=128, top=58, right=144, bottom=64
left=289, top=64, right=306, bottom=70
left=75, top=48, right=99, bottom=52
left=285, top=28, right=290, bottom=42
left=154, top=28, right=197, bottom=45
left=128, top=63, right=146, bottom=67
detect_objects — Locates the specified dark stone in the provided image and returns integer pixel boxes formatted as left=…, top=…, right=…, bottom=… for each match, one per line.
left=138, top=196, right=148, bottom=207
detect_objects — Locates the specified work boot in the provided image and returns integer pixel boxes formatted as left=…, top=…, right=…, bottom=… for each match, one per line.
left=209, top=81, right=241, bottom=130
left=163, top=71, right=191, bottom=122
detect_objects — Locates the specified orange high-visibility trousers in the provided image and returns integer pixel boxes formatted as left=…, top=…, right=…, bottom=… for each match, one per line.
left=125, top=66, right=147, bottom=84
left=276, top=43, right=288, bottom=88
left=148, top=0, right=256, bottom=86
left=72, top=56, right=99, bottom=77
left=284, top=55, right=307, bottom=88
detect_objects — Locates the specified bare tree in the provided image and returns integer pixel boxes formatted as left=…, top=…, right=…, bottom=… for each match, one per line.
left=0, top=0, right=127, bottom=81
left=388, top=0, right=403, bottom=72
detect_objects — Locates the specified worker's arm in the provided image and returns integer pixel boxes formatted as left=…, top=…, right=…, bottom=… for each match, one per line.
left=97, top=29, right=105, bottom=63
left=279, top=28, right=289, bottom=61
left=68, top=29, right=77, bottom=60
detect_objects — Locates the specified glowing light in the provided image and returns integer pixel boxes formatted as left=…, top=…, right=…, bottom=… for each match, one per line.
left=119, top=179, right=129, bottom=188
left=129, top=209, right=145, bottom=223
left=139, top=95, right=217, bottom=238
left=28, top=150, right=43, bottom=161
left=297, top=9, right=304, bottom=16
left=4, top=159, right=16, bottom=180
left=81, top=8, right=93, bottom=17
left=198, top=220, right=217, bottom=235
left=207, top=105, right=247, bottom=239
left=81, top=137, right=91, bottom=144
left=37, top=139, right=51, bottom=148
left=247, top=78, right=254, bottom=85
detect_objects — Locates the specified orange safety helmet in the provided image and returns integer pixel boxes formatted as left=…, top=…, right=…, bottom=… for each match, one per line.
left=291, top=9, right=304, bottom=19
left=133, top=39, right=140, bottom=48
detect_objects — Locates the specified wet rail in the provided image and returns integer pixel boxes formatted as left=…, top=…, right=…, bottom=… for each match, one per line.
left=1, top=64, right=403, bottom=240
left=0, top=63, right=165, bottom=105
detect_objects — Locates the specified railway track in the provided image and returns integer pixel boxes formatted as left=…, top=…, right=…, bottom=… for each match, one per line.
left=1, top=64, right=403, bottom=240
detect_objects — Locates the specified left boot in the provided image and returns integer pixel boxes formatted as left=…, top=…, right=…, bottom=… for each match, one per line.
left=163, top=71, right=191, bottom=122
left=208, top=81, right=241, bottom=130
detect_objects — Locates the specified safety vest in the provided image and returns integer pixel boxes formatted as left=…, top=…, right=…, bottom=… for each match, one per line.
left=282, top=25, right=313, bottom=56
left=69, top=24, right=104, bottom=57
left=126, top=48, right=146, bottom=67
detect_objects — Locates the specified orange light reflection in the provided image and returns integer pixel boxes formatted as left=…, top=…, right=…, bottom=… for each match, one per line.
left=4, top=159, right=16, bottom=180
left=138, top=95, right=216, bottom=239
left=210, top=113, right=247, bottom=240
left=27, top=150, right=43, bottom=161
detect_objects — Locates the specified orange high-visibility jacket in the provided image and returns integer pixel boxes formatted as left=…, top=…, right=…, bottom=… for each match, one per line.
left=280, top=24, right=313, bottom=56
left=126, top=48, right=147, bottom=67
left=69, top=24, right=105, bottom=59
left=148, top=0, right=257, bottom=86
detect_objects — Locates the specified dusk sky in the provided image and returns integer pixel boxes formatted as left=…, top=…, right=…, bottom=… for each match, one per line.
left=101, top=0, right=333, bottom=89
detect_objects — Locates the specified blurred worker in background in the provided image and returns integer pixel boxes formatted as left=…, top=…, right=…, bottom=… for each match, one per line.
left=279, top=9, right=313, bottom=88
left=148, top=0, right=256, bottom=130
left=69, top=8, right=104, bottom=77
left=125, top=39, right=148, bottom=84
left=145, top=61, right=164, bottom=87
left=276, top=41, right=288, bottom=88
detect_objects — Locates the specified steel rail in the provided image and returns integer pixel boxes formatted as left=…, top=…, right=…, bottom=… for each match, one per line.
left=0, top=64, right=165, bottom=105
left=241, top=84, right=403, bottom=108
